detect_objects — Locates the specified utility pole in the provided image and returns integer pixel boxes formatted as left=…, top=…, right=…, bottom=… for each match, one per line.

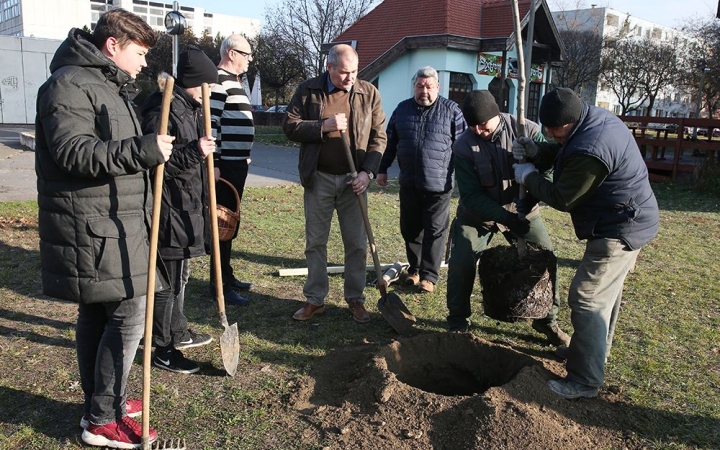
left=692, top=67, right=710, bottom=140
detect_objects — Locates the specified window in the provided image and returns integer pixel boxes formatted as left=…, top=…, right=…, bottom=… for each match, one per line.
left=527, top=83, right=541, bottom=123
left=606, top=14, right=618, bottom=27
left=448, top=72, right=473, bottom=105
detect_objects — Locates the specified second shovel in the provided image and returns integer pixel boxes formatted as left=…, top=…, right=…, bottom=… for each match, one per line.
left=202, top=83, right=240, bottom=376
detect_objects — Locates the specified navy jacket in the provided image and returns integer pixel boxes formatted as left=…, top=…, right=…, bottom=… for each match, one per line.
left=380, top=96, right=466, bottom=193
left=555, top=105, right=659, bottom=250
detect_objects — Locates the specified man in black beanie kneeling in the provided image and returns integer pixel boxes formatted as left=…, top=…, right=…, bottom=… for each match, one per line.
left=513, top=87, right=659, bottom=399
left=446, top=90, right=570, bottom=349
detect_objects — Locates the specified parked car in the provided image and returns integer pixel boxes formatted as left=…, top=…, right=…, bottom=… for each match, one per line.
left=251, top=105, right=266, bottom=112
left=266, top=105, right=287, bottom=113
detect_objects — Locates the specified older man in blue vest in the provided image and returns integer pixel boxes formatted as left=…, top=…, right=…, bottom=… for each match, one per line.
left=513, top=87, right=660, bottom=399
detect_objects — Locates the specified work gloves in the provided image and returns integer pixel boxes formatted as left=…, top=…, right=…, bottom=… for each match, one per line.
left=513, top=163, right=538, bottom=184
left=502, top=212, right=530, bottom=237
left=512, top=136, right=539, bottom=160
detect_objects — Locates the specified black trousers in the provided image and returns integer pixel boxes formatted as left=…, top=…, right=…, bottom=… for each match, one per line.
left=399, top=186, right=452, bottom=284
left=214, top=159, right=249, bottom=286
left=152, top=258, right=190, bottom=349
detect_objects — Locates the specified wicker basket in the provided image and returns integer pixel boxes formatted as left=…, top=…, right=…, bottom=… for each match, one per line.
left=216, top=178, right=240, bottom=242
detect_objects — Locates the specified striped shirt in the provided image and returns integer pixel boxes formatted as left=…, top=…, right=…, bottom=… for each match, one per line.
left=210, top=68, right=254, bottom=160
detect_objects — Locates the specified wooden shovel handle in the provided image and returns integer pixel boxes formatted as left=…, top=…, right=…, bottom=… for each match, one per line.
left=340, top=131, right=387, bottom=297
left=201, top=83, right=229, bottom=327
left=142, top=75, right=174, bottom=447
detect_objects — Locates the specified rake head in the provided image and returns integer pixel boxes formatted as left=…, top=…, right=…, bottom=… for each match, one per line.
left=150, top=438, right=187, bottom=450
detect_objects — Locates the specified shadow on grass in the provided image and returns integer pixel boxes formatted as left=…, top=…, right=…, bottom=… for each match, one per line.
left=0, top=386, right=82, bottom=443
left=0, top=307, right=75, bottom=349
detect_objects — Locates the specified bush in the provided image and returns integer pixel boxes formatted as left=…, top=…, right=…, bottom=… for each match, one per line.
left=695, top=159, right=720, bottom=197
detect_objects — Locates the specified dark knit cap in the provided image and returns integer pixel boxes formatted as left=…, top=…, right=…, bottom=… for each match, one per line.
left=539, top=87, right=583, bottom=127
left=176, top=45, right=218, bottom=88
left=462, top=90, right=500, bottom=126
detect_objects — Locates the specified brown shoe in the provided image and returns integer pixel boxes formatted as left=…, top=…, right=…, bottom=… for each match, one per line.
left=419, top=279, right=435, bottom=293
left=405, top=272, right=420, bottom=286
left=348, top=300, right=370, bottom=324
left=292, top=303, right=326, bottom=321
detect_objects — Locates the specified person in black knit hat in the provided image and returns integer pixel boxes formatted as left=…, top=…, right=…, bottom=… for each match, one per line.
left=513, top=87, right=659, bottom=399
left=140, top=45, right=218, bottom=374
left=445, top=89, right=570, bottom=350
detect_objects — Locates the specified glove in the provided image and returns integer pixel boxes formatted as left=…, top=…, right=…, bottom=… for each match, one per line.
left=513, top=196, right=539, bottom=216
left=512, top=136, right=539, bottom=161
left=502, top=212, right=530, bottom=237
left=513, top=162, right=538, bottom=184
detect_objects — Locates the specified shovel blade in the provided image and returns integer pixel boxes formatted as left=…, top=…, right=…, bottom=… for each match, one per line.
left=377, top=292, right=416, bottom=335
left=220, top=322, right=240, bottom=376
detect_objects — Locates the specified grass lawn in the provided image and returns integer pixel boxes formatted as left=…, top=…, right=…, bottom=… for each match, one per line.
left=0, top=181, right=718, bottom=449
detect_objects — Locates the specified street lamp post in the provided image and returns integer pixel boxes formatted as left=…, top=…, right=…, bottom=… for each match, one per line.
left=692, top=67, right=711, bottom=140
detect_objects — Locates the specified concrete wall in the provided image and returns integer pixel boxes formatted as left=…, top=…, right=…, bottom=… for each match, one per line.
left=0, top=35, right=60, bottom=124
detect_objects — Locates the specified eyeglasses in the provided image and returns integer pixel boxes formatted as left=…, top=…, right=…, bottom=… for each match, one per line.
left=231, top=49, right=253, bottom=59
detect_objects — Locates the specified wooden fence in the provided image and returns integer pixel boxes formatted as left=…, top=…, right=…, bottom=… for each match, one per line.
left=618, top=116, right=720, bottom=181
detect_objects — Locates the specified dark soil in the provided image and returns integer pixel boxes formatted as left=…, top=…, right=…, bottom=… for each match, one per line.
left=291, top=333, right=645, bottom=450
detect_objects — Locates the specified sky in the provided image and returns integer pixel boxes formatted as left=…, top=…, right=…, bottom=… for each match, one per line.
left=197, top=0, right=717, bottom=29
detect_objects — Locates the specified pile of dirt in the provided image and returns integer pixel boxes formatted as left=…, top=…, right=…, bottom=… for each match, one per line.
left=291, top=333, right=644, bottom=450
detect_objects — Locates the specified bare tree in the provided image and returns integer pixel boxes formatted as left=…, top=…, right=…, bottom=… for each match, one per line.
left=251, top=30, right=306, bottom=108
left=600, top=38, right=646, bottom=115
left=552, top=29, right=604, bottom=94
left=681, top=18, right=720, bottom=118
left=549, top=2, right=606, bottom=97
left=264, top=0, right=379, bottom=77
left=634, top=38, right=679, bottom=116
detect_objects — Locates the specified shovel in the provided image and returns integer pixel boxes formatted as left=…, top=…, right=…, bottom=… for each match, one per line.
left=141, top=76, right=176, bottom=449
left=202, top=83, right=240, bottom=376
left=340, top=131, right=416, bottom=335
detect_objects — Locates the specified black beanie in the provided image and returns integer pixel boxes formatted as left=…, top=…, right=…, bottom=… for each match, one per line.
left=176, top=45, right=218, bottom=88
left=462, top=90, right=500, bottom=126
left=539, top=87, right=583, bottom=127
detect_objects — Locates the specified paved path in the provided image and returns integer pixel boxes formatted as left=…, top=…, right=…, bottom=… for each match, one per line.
left=0, top=128, right=400, bottom=202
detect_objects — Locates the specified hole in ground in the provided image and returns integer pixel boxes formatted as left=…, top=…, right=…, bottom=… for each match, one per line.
left=378, top=333, right=537, bottom=396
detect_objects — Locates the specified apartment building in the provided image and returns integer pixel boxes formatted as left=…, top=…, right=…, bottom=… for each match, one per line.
left=552, top=6, right=692, bottom=117
left=0, top=0, right=259, bottom=40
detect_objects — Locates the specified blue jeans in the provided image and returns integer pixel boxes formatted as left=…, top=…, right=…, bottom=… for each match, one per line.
left=565, top=238, right=640, bottom=388
left=303, top=171, right=367, bottom=305
left=76, top=296, right=145, bottom=425
left=399, top=186, right=452, bottom=284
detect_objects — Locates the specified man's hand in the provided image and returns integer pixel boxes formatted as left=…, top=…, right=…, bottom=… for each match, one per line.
left=503, top=212, right=530, bottom=237
left=512, top=136, right=539, bottom=161
left=198, top=136, right=216, bottom=158
left=349, top=170, right=371, bottom=195
left=321, top=113, right=347, bottom=133
left=157, top=134, right=175, bottom=162
left=377, top=173, right=388, bottom=187
left=513, top=162, right=538, bottom=184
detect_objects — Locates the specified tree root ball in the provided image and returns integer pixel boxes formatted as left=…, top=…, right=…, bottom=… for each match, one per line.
left=478, top=245, right=556, bottom=322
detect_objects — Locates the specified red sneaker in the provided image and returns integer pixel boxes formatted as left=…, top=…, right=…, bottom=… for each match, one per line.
left=81, top=416, right=157, bottom=449
left=80, top=398, right=142, bottom=429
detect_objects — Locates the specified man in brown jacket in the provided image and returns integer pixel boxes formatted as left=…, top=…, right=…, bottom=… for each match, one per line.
left=283, top=43, right=386, bottom=324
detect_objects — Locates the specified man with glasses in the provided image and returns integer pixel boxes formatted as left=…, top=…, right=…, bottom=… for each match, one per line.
left=209, top=34, right=255, bottom=306
left=445, top=90, right=570, bottom=349
left=377, top=66, right=466, bottom=294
